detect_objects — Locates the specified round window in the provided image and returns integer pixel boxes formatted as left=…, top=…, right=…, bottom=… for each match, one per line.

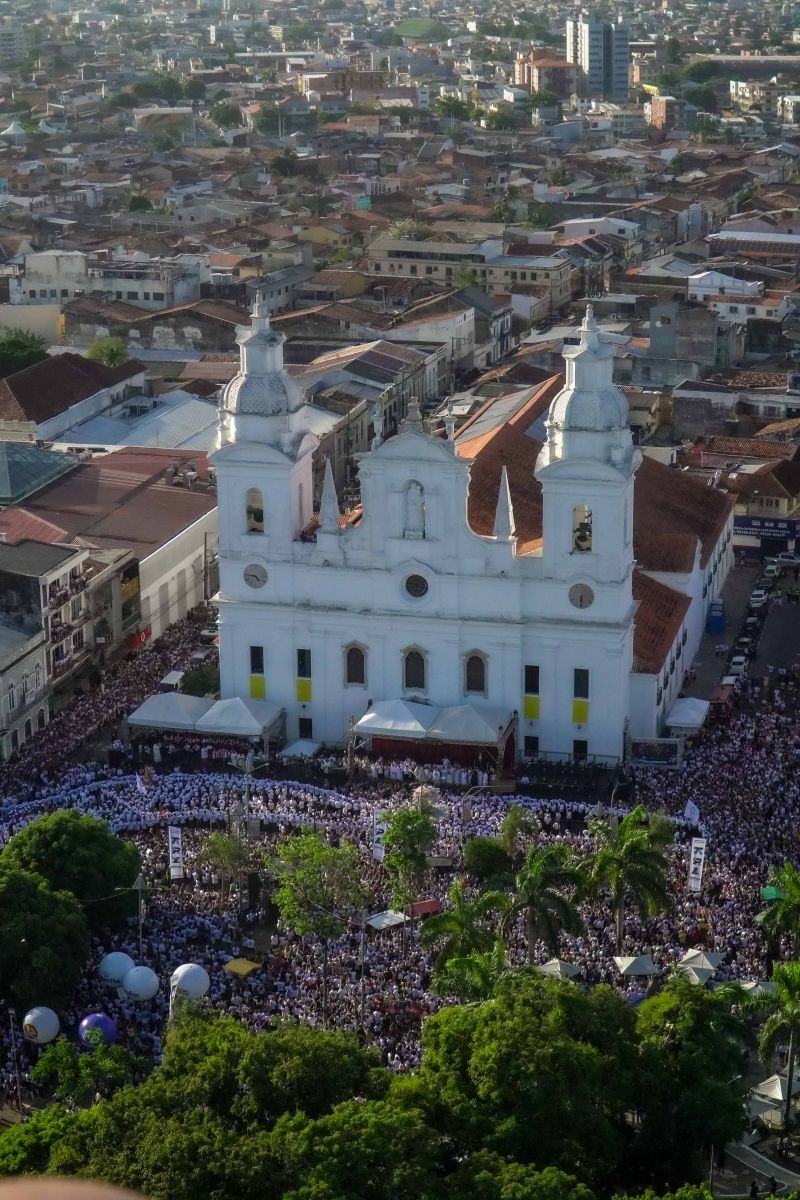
left=405, top=574, right=429, bottom=598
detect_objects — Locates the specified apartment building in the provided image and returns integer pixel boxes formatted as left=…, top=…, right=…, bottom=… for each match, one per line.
left=513, top=55, right=578, bottom=99
left=566, top=16, right=630, bottom=102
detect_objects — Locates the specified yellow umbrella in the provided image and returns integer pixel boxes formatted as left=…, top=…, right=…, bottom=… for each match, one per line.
left=223, top=957, right=262, bottom=977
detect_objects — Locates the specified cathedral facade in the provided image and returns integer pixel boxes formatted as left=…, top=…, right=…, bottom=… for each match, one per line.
left=212, top=299, right=731, bottom=763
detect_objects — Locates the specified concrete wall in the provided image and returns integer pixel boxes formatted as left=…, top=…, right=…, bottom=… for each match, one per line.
left=0, top=302, right=62, bottom=342
left=139, top=510, right=218, bottom=638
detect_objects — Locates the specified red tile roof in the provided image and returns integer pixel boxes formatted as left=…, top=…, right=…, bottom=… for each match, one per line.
left=0, top=354, right=144, bottom=425
left=632, top=569, right=691, bottom=674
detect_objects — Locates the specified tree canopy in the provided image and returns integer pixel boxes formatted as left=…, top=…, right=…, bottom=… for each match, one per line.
left=0, top=327, right=47, bottom=378
left=1, top=809, right=140, bottom=930
left=0, top=866, right=90, bottom=1010
left=85, top=335, right=130, bottom=367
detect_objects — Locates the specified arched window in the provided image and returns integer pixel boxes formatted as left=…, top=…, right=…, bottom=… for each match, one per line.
left=21, top=673, right=28, bottom=700
left=345, top=645, right=366, bottom=686
left=34, top=663, right=41, bottom=691
left=7, top=681, right=15, bottom=713
left=11, top=729, right=18, bottom=752
left=246, top=487, right=264, bottom=534
left=37, top=708, right=46, bottom=730
left=24, top=719, right=31, bottom=741
left=572, top=504, right=592, bottom=552
left=403, top=648, right=426, bottom=691
left=465, top=654, right=486, bottom=695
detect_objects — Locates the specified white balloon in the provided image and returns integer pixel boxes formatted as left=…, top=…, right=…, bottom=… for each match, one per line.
left=22, top=1007, right=60, bottom=1045
left=98, top=952, right=136, bottom=988
left=170, top=963, right=210, bottom=1001
left=122, top=965, right=160, bottom=1001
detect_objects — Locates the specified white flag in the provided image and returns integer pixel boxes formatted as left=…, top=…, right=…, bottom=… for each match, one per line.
left=687, top=837, right=707, bottom=893
left=683, top=799, right=700, bottom=825
left=136, top=773, right=148, bottom=795
left=372, top=811, right=387, bottom=862
left=167, top=825, right=184, bottom=880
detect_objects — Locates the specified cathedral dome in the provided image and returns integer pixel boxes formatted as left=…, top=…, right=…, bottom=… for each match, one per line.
left=547, top=307, right=629, bottom=433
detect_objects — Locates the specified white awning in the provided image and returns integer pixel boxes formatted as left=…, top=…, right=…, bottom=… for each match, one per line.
left=756, top=1073, right=800, bottom=1102
left=355, top=699, right=440, bottom=740
left=679, top=950, right=724, bottom=970
left=366, top=910, right=407, bottom=930
left=666, top=697, right=710, bottom=732
left=427, top=704, right=508, bottom=745
left=127, top=692, right=212, bottom=731
left=537, top=958, right=581, bottom=979
left=195, top=697, right=282, bottom=737
left=278, top=739, right=321, bottom=759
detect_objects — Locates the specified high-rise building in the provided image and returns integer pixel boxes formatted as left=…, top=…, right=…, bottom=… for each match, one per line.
left=0, top=23, right=26, bottom=65
left=566, top=16, right=630, bottom=102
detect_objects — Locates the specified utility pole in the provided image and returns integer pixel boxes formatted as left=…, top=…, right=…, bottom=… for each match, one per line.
left=134, top=873, right=146, bottom=959
left=7, top=1010, right=23, bottom=1114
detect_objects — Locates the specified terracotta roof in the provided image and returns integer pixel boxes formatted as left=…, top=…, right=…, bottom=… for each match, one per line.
left=724, top=458, right=800, bottom=499
left=465, top=420, right=544, bottom=553
left=758, top=417, right=800, bottom=436
left=632, top=569, right=691, bottom=675
left=692, top=435, right=798, bottom=461
left=724, top=370, right=788, bottom=388
left=0, top=507, right=72, bottom=546
left=0, top=354, right=144, bottom=425
left=634, top=455, right=733, bottom=571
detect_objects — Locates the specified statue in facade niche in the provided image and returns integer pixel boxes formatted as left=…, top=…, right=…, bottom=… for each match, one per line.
left=404, top=481, right=425, bottom=539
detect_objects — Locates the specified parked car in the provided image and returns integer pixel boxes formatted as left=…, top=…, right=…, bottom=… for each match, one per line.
left=728, top=655, right=749, bottom=677
left=776, top=551, right=800, bottom=564
left=749, top=589, right=769, bottom=610
left=762, top=563, right=782, bottom=581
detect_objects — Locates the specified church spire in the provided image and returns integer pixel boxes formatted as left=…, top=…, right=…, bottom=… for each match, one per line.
left=319, top=459, right=340, bottom=532
left=493, top=466, right=516, bottom=542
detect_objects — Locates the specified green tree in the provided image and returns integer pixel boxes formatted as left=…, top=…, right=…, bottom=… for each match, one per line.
left=684, top=84, right=718, bottom=112
left=582, top=805, right=673, bottom=953
left=128, top=194, right=152, bottom=212
left=269, top=833, right=367, bottom=1026
left=433, top=96, right=470, bottom=120
left=432, top=939, right=510, bottom=1002
left=203, top=830, right=249, bottom=900
left=151, top=130, right=179, bottom=152
left=180, top=661, right=220, bottom=697
left=758, top=862, right=800, bottom=960
left=1, top=810, right=140, bottom=930
left=0, top=1105, right=80, bottom=1176
left=419, top=973, right=637, bottom=1186
left=32, top=1034, right=144, bottom=1104
left=0, top=866, right=90, bottom=1010
left=272, top=147, right=299, bottom=177
left=493, top=198, right=513, bottom=223
left=692, top=114, right=720, bottom=142
left=256, top=103, right=280, bottom=133
left=381, top=802, right=436, bottom=914
left=448, top=1151, right=595, bottom=1200
left=681, top=60, right=721, bottom=82
left=210, top=101, right=242, bottom=128
left=526, top=201, right=554, bottom=229
left=421, top=878, right=508, bottom=967
left=85, top=335, right=130, bottom=367
left=184, top=79, right=206, bottom=101
left=758, top=960, right=800, bottom=1132
left=0, top=327, right=47, bottom=378
left=503, top=844, right=582, bottom=963
left=500, top=803, right=530, bottom=859
left=159, top=75, right=184, bottom=105
left=463, top=836, right=512, bottom=886
left=633, top=976, right=749, bottom=1187
left=131, top=79, right=161, bottom=99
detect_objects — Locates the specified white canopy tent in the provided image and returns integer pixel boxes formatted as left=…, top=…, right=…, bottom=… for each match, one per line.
left=666, top=697, right=710, bottom=733
left=195, top=697, right=282, bottom=737
left=355, top=699, right=440, bottom=741
left=537, top=958, right=581, bottom=979
left=614, top=954, right=659, bottom=977
left=426, top=705, right=508, bottom=745
left=679, top=950, right=724, bottom=970
left=675, top=965, right=715, bottom=986
left=278, top=739, right=321, bottom=759
left=366, top=910, right=407, bottom=931
left=127, top=692, right=212, bottom=731
left=734, top=980, right=776, bottom=997
left=755, top=1073, right=800, bottom=1103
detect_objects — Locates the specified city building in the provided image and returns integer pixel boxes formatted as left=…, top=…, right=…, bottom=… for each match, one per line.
left=513, top=56, right=578, bottom=100
left=212, top=300, right=731, bottom=760
left=566, top=16, right=630, bottom=102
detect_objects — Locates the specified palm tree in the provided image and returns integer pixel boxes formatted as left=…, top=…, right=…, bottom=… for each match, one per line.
left=757, top=863, right=800, bottom=961
left=583, top=805, right=673, bottom=954
left=432, top=939, right=510, bottom=1002
left=502, top=844, right=583, bottom=964
left=758, top=961, right=800, bottom=1131
left=500, top=804, right=530, bottom=859
left=420, top=878, right=508, bottom=967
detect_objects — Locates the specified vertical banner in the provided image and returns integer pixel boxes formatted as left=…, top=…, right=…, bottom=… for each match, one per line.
left=372, top=811, right=387, bottom=862
left=168, top=825, right=184, bottom=880
left=687, top=837, right=707, bottom=893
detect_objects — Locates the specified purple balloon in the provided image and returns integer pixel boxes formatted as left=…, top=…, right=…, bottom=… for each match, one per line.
left=78, top=1013, right=117, bottom=1046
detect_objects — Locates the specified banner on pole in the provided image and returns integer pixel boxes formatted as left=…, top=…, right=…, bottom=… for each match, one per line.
left=372, top=811, right=387, bottom=862
left=687, top=837, right=706, bottom=893
left=168, top=825, right=184, bottom=880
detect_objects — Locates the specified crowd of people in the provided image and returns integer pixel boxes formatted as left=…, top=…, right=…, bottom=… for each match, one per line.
left=1, top=606, right=799, bottom=1108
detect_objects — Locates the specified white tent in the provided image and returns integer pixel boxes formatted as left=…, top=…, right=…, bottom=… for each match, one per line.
left=127, top=692, right=212, bottom=731
left=427, top=705, right=508, bottom=745
left=614, top=954, right=659, bottom=977
left=355, top=699, right=440, bottom=740
left=735, top=980, right=776, bottom=997
left=278, top=739, right=321, bottom=759
left=675, top=965, right=715, bottom=986
left=195, top=697, right=282, bottom=737
left=666, top=697, right=710, bottom=732
left=679, top=950, right=724, bottom=970
left=366, top=910, right=407, bottom=931
left=537, top=958, right=581, bottom=979
left=755, top=1073, right=800, bottom=1103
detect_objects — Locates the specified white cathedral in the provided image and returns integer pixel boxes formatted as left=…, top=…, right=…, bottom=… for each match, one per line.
left=211, top=296, right=733, bottom=764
